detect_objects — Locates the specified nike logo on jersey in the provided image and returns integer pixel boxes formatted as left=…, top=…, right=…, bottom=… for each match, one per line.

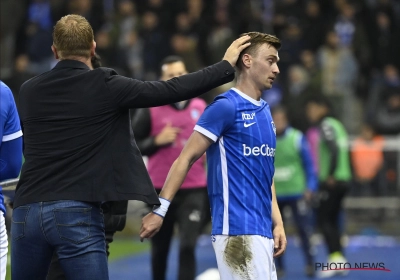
left=244, top=122, right=256, bottom=127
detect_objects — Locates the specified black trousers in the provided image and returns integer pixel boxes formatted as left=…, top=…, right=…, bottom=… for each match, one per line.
left=316, top=182, right=349, bottom=255
left=151, top=188, right=208, bottom=280
left=276, top=198, right=314, bottom=270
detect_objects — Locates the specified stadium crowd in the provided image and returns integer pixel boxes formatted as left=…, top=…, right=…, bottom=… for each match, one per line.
left=1, top=0, right=400, bottom=134
left=1, top=0, right=399, bottom=195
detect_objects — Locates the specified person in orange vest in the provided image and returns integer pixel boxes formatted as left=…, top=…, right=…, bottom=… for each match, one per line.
left=351, top=123, right=385, bottom=196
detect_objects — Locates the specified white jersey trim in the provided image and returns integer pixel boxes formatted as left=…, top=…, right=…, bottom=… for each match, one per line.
left=219, top=136, right=230, bottom=235
left=194, top=125, right=218, bottom=142
left=232, top=88, right=262, bottom=106
left=2, top=130, right=23, bottom=142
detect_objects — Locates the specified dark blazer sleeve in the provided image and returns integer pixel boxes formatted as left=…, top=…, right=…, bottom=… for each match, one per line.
left=106, top=60, right=235, bottom=108
left=131, top=108, right=160, bottom=156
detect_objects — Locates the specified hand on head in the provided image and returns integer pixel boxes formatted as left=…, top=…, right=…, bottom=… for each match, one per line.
left=223, top=35, right=251, bottom=67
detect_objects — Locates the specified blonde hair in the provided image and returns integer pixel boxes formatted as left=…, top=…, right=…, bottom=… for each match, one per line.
left=236, top=32, right=281, bottom=70
left=53, top=14, right=94, bottom=59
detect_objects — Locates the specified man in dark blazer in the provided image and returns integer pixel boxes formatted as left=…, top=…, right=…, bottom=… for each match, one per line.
left=11, top=14, right=250, bottom=280
left=46, top=54, right=129, bottom=280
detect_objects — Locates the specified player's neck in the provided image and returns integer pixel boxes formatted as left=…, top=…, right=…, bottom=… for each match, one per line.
left=235, top=80, right=262, bottom=101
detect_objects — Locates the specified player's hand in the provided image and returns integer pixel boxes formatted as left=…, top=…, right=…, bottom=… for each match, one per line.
left=140, top=212, right=164, bottom=242
left=273, top=223, right=287, bottom=258
left=222, top=35, right=251, bottom=67
left=154, top=122, right=180, bottom=146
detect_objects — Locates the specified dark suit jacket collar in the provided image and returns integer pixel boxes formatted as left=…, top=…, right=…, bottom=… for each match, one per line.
left=54, top=59, right=90, bottom=70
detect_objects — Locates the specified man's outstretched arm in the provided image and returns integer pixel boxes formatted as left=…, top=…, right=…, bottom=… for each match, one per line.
left=140, top=131, right=213, bottom=241
left=111, top=35, right=251, bottom=109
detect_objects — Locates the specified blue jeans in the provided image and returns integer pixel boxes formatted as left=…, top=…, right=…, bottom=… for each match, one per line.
left=11, top=200, right=108, bottom=280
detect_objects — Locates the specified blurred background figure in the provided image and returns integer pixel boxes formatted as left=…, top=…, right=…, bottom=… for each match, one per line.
left=272, top=106, right=317, bottom=278
left=132, top=56, right=208, bottom=280
left=305, top=96, right=352, bottom=278
left=351, top=123, right=385, bottom=197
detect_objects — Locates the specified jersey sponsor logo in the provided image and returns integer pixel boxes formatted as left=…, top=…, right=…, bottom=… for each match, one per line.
left=244, top=122, right=256, bottom=128
left=242, top=112, right=255, bottom=120
left=243, top=143, right=275, bottom=157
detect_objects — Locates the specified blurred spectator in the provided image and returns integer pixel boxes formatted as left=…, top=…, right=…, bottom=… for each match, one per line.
left=94, top=28, right=117, bottom=72
left=206, top=7, right=235, bottom=64
left=170, top=34, right=203, bottom=72
left=282, top=50, right=322, bottom=132
left=374, top=88, right=400, bottom=135
left=137, top=0, right=173, bottom=32
left=370, top=11, right=400, bottom=70
left=334, top=2, right=371, bottom=88
left=366, top=64, right=400, bottom=122
left=3, top=55, right=35, bottom=106
left=301, top=0, right=326, bottom=51
left=25, top=0, right=54, bottom=74
left=351, top=123, right=385, bottom=197
left=107, top=0, right=140, bottom=77
left=317, top=30, right=361, bottom=133
left=283, top=65, right=311, bottom=132
left=0, top=0, right=27, bottom=79
left=67, top=0, right=104, bottom=33
left=139, top=11, right=169, bottom=80
left=278, top=22, right=305, bottom=77
left=299, top=49, right=322, bottom=94
left=125, top=31, right=144, bottom=79
left=273, top=0, right=304, bottom=38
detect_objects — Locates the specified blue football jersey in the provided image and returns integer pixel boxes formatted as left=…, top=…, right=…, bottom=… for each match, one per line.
left=195, top=88, right=276, bottom=238
left=0, top=81, right=23, bottom=214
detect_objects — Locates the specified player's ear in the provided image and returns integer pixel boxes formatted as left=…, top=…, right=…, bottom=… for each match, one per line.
left=51, top=45, right=59, bottom=60
left=90, top=41, right=96, bottom=57
left=242, top=53, right=252, bottom=69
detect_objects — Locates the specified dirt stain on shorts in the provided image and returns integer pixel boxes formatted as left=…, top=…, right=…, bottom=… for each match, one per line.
left=223, top=235, right=253, bottom=279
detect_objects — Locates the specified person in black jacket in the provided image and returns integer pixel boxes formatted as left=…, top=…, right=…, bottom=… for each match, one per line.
left=11, top=14, right=250, bottom=280
left=46, top=54, right=129, bottom=280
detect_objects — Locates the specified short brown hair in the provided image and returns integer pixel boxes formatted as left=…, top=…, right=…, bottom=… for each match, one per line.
left=236, top=32, right=281, bottom=70
left=53, top=14, right=94, bottom=59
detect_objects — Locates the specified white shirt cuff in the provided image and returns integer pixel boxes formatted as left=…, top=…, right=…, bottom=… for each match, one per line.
left=194, top=125, right=218, bottom=142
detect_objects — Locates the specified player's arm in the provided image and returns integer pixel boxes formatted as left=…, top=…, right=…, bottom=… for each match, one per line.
left=139, top=131, right=213, bottom=240
left=271, top=180, right=287, bottom=257
left=140, top=96, right=235, bottom=241
left=0, top=138, right=23, bottom=181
